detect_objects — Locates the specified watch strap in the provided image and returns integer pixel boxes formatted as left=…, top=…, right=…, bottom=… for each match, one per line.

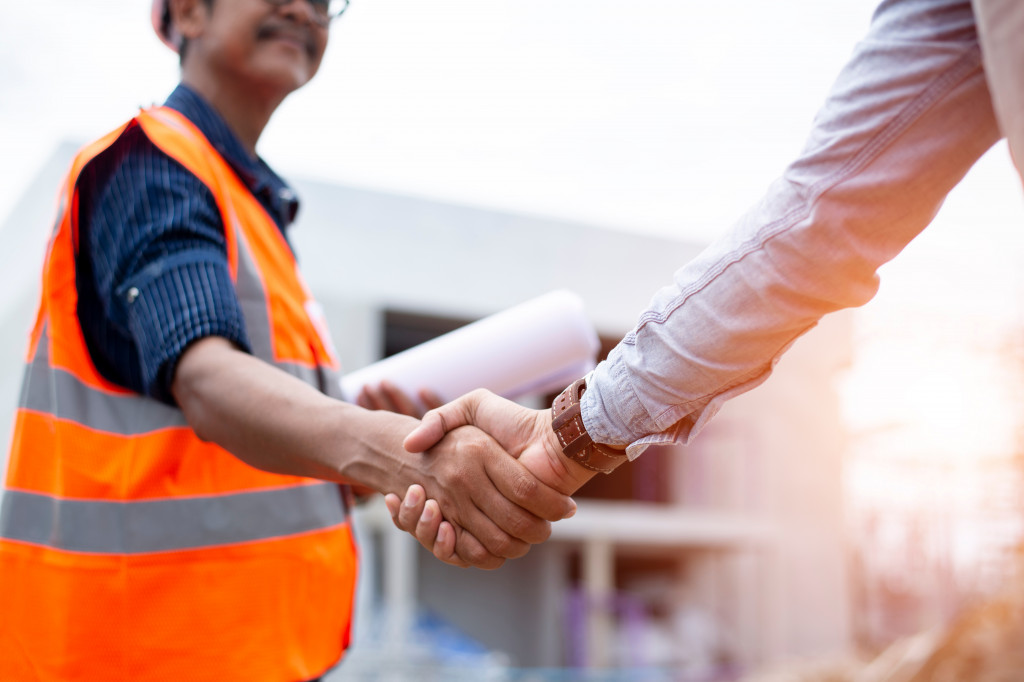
left=551, top=378, right=627, bottom=474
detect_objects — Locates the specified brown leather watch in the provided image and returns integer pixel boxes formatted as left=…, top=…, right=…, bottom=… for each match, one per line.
left=550, top=377, right=628, bottom=474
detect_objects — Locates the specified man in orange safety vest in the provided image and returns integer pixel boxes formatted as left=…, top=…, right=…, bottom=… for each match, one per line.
left=0, top=1, right=575, bottom=679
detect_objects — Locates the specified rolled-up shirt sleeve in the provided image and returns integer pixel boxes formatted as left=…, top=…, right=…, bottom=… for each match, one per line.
left=78, top=125, right=250, bottom=405
left=121, top=252, right=249, bottom=404
left=580, top=0, right=1001, bottom=459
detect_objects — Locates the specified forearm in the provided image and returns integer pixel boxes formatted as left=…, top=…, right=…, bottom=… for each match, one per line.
left=173, top=337, right=575, bottom=567
left=172, top=336, right=418, bottom=489
left=583, top=2, right=999, bottom=454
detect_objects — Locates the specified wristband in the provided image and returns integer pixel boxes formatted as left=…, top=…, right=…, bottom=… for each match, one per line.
left=550, top=378, right=628, bottom=474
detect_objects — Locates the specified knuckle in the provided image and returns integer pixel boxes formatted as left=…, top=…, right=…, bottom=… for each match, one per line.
left=464, top=543, right=491, bottom=566
left=462, top=430, right=489, bottom=452
left=397, top=509, right=419, bottom=530
left=524, top=518, right=552, bottom=544
left=447, top=465, right=470, bottom=488
left=415, top=528, right=435, bottom=547
left=489, top=532, right=528, bottom=560
left=440, top=549, right=465, bottom=568
left=504, top=508, right=540, bottom=541
left=509, top=473, right=539, bottom=503
left=436, top=410, right=450, bottom=435
left=483, top=531, right=514, bottom=558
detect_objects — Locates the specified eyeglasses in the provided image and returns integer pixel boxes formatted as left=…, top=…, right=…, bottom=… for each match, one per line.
left=263, top=0, right=351, bottom=27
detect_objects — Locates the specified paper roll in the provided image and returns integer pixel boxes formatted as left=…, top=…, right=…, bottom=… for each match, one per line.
left=339, top=290, right=601, bottom=408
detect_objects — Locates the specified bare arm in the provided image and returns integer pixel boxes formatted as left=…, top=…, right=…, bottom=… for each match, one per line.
left=172, top=338, right=576, bottom=568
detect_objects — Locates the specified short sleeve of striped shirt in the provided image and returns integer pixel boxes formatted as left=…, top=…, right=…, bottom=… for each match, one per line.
left=76, top=123, right=252, bottom=405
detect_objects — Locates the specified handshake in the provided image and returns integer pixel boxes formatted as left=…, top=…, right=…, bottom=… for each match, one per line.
left=356, top=381, right=607, bottom=570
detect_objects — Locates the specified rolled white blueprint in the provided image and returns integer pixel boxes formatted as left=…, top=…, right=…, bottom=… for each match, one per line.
left=339, top=290, right=600, bottom=409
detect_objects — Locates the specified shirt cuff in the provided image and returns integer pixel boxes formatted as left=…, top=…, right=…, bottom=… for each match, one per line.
left=579, top=360, right=661, bottom=461
left=580, top=341, right=785, bottom=460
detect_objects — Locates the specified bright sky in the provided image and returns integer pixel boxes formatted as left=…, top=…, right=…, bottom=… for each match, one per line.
left=4, top=1, right=1024, bottom=511
left=1, top=0, right=886, bottom=240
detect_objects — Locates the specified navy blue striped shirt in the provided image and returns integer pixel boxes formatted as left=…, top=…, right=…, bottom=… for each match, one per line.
left=76, top=84, right=301, bottom=405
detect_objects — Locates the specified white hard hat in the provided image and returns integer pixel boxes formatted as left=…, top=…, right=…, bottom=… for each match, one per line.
left=151, top=0, right=182, bottom=53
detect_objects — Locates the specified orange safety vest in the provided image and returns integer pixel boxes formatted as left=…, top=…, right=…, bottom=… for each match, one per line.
left=0, top=107, right=357, bottom=682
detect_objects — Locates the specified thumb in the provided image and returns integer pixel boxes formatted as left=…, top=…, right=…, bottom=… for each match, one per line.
left=403, top=401, right=468, bottom=452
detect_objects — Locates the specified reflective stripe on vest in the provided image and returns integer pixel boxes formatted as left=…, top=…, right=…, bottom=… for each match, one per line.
left=1, top=107, right=356, bottom=682
left=17, top=323, right=329, bottom=437
left=0, top=482, right=344, bottom=554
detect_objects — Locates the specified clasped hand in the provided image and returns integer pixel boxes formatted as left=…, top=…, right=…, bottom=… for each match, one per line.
left=360, top=383, right=596, bottom=569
